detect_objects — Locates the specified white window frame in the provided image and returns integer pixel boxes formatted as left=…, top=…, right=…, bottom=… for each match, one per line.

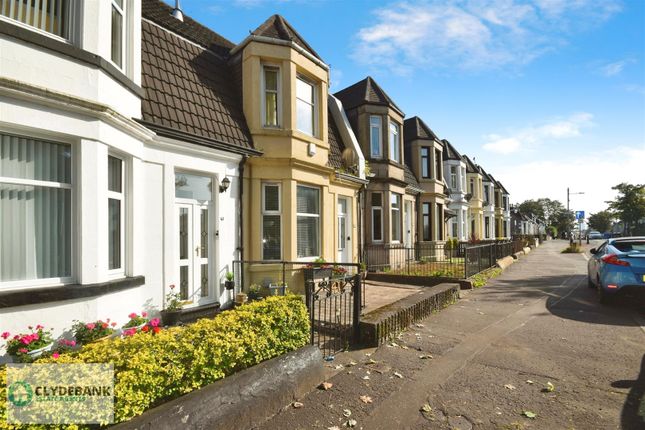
left=108, top=153, right=126, bottom=277
left=369, top=115, right=382, bottom=159
left=261, top=183, right=282, bottom=261
left=110, top=0, right=126, bottom=71
left=0, top=133, right=75, bottom=290
left=390, top=193, right=401, bottom=243
left=450, top=165, right=457, bottom=189
left=389, top=120, right=400, bottom=163
left=261, top=64, right=281, bottom=128
left=371, top=192, right=383, bottom=243
left=296, top=74, right=318, bottom=137
left=0, top=0, right=78, bottom=42
left=296, top=184, right=320, bottom=260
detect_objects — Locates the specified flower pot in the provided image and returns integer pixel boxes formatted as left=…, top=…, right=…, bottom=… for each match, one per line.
left=26, top=342, right=53, bottom=359
left=160, top=309, right=182, bottom=326
left=120, top=322, right=147, bottom=336
left=235, top=293, right=248, bottom=305
left=304, top=267, right=332, bottom=281
left=224, top=280, right=235, bottom=290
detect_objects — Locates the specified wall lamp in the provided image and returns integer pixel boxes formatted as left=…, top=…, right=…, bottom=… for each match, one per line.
left=219, top=177, right=231, bottom=193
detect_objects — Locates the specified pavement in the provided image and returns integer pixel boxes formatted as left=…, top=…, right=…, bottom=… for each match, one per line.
left=361, top=280, right=421, bottom=315
left=255, top=239, right=645, bottom=430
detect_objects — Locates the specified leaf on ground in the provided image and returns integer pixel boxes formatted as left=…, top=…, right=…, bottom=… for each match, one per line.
left=334, top=365, right=344, bottom=370
left=522, top=411, right=537, bottom=419
left=415, top=323, right=425, bottom=328
left=365, top=358, right=377, bottom=364
left=394, top=372, right=403, bottom=379
left=400, top=345, right=409, bottom=350
left=420, top=404, right=433, bottom=413
left=362, top=375, right=370, bottom=380
left=346, top=361, right=357, bottom=367
left=543, top=381, right=555, bottom=392
left=328, top=427, right=340, bottom=430
left=504, top=384, right=517, bottom=390
left=526, top=380, right=534, bottom=385
left=388, top=342, right=399, bottom=348
left=319, top=382, right=333, bottom=390
left=365, top=352, right=372, bottom=357
left=359, top=395, right=373, bottom=404
left=292, top=402, right=304, bottom=409
left=345, top=419, right=357, bottom=428
left=343, top=409, right=352, bottom=417
left=419, top=354, right=433, bottom=359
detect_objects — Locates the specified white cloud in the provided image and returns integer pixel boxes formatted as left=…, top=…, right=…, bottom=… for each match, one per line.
left=623, top=84, right=645, bottom=95
left=329, top=68, right=343, bottom=92
left=353, top=0, right=622, bottom=73
left=483, top=112, right=594, bottom=154
left=598, top=59, right=635, bottom=77
left=493, top=146, right=645, bottom=214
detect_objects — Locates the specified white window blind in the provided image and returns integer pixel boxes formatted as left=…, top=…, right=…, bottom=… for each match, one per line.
left=0, top=133, right=72, bottom=283
left=108, top=155, right=124, bottom=271
left=262, top=183, right=281, bottom=260
left=296, top=185, right=319, bottom=258
left=1, top=0, right=71, bottom=39
left=370, top=115, right=382, bottom=158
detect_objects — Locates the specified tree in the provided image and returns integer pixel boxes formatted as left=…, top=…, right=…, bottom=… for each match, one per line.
left=606, top=183, right=645, bottom=235
left=551, top=208, right=575, bottom=237
left=518, top=198, right=566, bottom=226
left=588, top=210, right=614, bottom=233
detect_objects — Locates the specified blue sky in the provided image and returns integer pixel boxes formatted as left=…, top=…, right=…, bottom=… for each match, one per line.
left=173, top=0, right=645, bottom=214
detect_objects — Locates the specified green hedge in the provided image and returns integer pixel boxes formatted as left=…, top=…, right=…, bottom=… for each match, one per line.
left=0, top=296, right=310, bottom=429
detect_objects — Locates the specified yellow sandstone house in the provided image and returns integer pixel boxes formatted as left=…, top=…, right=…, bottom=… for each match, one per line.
left=463, top=155, right=485, bottom=240
left=230, top=16, right=367, bottom=291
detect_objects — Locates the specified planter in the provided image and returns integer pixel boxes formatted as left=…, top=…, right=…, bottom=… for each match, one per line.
left=303, top=267, right=332, bottom=281
left=224, top=280, right=235, bottom=290
left=120, top=322, right=147, bottom=335
left=160, top=309, right=182, bottom=326
left=235, top=293, right=248, bottom=305
left=25, top=342, right=54, bottom=359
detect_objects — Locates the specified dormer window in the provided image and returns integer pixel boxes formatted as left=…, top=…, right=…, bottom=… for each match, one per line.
left=296, top=75, right=317, bottom=136
left=1, top=0, right=72, bottom=39
left=389, top=121, right=400, bottom=163
left=111, top=0, right=125, bottom=69
left=370, top=115, right=382, bottom=159
left=262, top=65, right=280, bottom=127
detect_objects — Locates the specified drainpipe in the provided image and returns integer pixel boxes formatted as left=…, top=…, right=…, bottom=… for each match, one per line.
left=237, top=156, right=248, bottom=288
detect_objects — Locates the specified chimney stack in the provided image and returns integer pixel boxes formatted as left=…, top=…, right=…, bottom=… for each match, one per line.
left=171, top=0, right=184, bottom=21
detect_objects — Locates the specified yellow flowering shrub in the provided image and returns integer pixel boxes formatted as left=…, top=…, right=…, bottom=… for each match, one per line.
left=0, top=296, right=310, bottom=429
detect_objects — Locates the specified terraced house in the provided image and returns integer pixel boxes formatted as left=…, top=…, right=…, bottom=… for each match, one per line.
left=442, top=139, right=469, bottom=242
left=463, top=155, right=484, bottom=240
left=0, top=0, right=366, bottom=348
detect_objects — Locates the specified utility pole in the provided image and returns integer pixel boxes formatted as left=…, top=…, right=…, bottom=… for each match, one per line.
left=567, top=187, right=584, bottom=244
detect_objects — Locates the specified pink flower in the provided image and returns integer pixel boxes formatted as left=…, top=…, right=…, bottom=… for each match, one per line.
left=21, top=337, right=31, bottom=345
left=32, top=333, right=39, bottom=341
left=1, top=332, right=10, bottom=339
left=123, top=328, right=136, bottom=337
left=128, top=313, right=137, bottom=319
left=18, top=348, right=28, bottom=354
left=52, top=352, right=60, bottom=359
left=150, top=318, right=160, bottom=328
left=141, top=311, right=148, bottom=318
left=69, top=340, right=76, bottom=347
left=110, top=322, right=117, bottom=327
left=35, top=325, right=44, bottom=330
left=86, top=323, right=96, bottom=330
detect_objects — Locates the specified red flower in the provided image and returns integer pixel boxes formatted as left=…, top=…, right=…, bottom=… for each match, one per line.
left=52, top=352, right=60, bottom=359
left=169, top=284, right=175, bottom=290
left=35, top=325, right=44, bottom=330
left=128, top=313, right=137, bottom=319
left=102, top=323, right=108, bottom=329
left=1, top=332, right=9, bottom=340
left=153, top=327, right=161, bottom=334
left=18, top=348, right=28, bottom=354
left=86, top=323, right=96, bottom=330
left=110, top=322, right=117, bottom=327
left=141, top=325, right=149, bottom=332
left=141, top=311, right=148, bottom=318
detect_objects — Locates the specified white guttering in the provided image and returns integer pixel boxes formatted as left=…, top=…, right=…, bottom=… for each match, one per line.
left=230, top=35, right=329, bottom=71
left=328, top=94, right=366, bottom=180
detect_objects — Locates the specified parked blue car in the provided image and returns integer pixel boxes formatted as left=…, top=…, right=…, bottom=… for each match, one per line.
left=588, top=237, right=645, bottom=303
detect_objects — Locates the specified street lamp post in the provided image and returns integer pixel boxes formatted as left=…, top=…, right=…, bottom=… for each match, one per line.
left=567, top=187, right=585, bottom=244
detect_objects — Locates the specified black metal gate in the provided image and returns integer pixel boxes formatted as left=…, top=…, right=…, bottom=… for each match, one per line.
left=305, top=273, right=362, bottom=358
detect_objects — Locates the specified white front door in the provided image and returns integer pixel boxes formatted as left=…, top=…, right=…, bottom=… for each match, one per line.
left=404, top=201, right=412, bottom=247
left=337, top=197, right=351, bottom=262
left=175, top=172, right=215, bottom=305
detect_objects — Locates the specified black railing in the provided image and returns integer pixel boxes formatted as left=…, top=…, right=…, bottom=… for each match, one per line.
left=464, top=239, right=523, bottom=277
left=362, top=243, right=465, bottom=278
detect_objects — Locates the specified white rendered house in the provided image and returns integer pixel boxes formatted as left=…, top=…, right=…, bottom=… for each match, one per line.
left=0, top=0, right=258, bottom=355
left=441, top=140, right=468, bottom=241
left=479, top=165, right=496, bottom=240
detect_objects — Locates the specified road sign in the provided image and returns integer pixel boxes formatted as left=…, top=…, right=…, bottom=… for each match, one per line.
left=575, top=211, right=585, bottom=220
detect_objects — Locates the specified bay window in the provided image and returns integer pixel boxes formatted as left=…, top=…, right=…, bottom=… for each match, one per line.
left=371, top=192, right=383, bottom=242
left=262, top=65, right=280, bottom=127
left=108, top=155, right=124, bottom=272
left=1, top=0, right=71, bottom=39
left=111, top=0, right=125, bottom=69
left=0, top=133, right=72, bottom=284
left=450, top=166, right=457, bottom=189
left=389, top=121, right=400, bottom=163
left=297, top=185, right=319, bottom=258
left=296, top=75, right=316, bottom=136
left=370, top=115, right=382, bottom=158
left=434, top=149, right=442, bottom=180
left=391, top=193, right=401, bottom=242
left=422, top=203, right=431, bottom=241
left=262, top=183, right=281, bottom=260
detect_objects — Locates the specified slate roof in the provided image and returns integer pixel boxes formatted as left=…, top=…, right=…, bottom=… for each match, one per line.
left=334, top=77, right=404, bottom=117
left=140, top=0, right=254, bottom=153
left=478, top=165, right=493, bottom=182
left=441, top=139, right=462, bottom=161
left=403, top=116, right=438, bottom=142
left=404, top=164, right=423, bottom=194
left=250, top=14, right=322, bottom=61
left=462, top=155, right=478, bottom=174
left=327, top=108, right=346, bottom=170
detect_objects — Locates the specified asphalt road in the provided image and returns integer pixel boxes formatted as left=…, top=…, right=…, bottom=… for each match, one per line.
left=257, top=239, right=645, bottom=430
